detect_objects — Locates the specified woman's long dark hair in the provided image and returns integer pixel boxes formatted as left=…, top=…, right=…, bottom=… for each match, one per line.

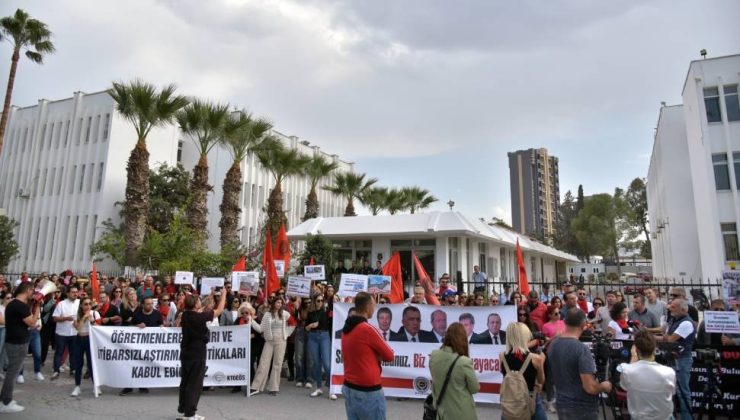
left=270, top=297, right=284, bottom=320
left=77, top=298, right=92, bottom=321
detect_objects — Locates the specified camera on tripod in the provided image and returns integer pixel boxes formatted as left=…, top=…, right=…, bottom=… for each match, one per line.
left=694, top=348, right=720, bottom=365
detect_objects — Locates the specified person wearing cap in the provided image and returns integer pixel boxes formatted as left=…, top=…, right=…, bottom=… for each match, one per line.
left=436, top=273, right=455, bottom=295
left=441, top=289, right=457, bottom=306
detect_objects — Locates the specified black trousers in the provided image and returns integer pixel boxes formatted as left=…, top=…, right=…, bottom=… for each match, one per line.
left=178, top=358, right=207, bottom=417
left=40, top=323, right=55, bottom=365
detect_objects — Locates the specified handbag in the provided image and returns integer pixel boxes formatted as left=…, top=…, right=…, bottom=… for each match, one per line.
left=423, top=355, right=461, bottom=420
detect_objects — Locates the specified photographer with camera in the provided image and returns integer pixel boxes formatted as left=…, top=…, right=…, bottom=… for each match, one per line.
left=617, top=329, right=676, bottom=420
left=657, top=298, right=695, bottom=420
left=549, top=308, right=612, bottom=420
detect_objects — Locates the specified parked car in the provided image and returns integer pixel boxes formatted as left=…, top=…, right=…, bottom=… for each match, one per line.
left=624, top=276, right=646, bottom=295
left=619, top=272, right=638, bottom=283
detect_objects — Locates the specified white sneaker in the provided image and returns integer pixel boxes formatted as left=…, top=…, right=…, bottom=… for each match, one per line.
left=35, top=372, right=45, bottom=381
left=59, top=366, right=66, bottom=372
left=0, top=400, right=24, bottom=413
left=51, top=371, right=60, bottom=380
left=295, top=382, right=303, bottom=387
left=310, top=389, right=323, bottom=397
left=329, top=393, right=337, bottom=400
left=71, top=386, right=81, bottom=397
left=304, top=382, right=313, bottom=389
left=16, top=375, right=24, bottom=384
left=95, top=387, right=102, bottom=396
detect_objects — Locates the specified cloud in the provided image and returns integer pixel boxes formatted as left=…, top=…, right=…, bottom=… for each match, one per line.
left=492, top=205, right=512, bottom=225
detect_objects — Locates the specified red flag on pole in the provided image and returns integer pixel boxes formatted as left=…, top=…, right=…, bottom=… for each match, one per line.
left=412, top=251, right=441, bottom=305
left=309, top=256, right=315, bottom=265
left=262, top=229, right=281, bottom=297
left=382, top=252, right=405, bottom=304
left=516, top=239, right=531, bottom=296
left=90, top=262, right=100, bottom=303
left=232, top=255, right=246, bottom=272
left=274, top=223, right=291, bottom=268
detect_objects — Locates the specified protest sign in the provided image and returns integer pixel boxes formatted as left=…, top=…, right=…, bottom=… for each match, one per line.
left=232, top=271, right=259, bottom=296
left=303, top=265, right=325, bottom=281
left=287, top=276, right=312, bottom=298
left=274, top=260, right=286, bottom=278
left=367, top=275, right=392, bottom=294
left=174, top=271, right=194, bottom=285
left=704, top=310, right=740, bottom=334
left=90, top=325, right=250, bottom=396
left=200, top=277, right=225, bottom=295
left=722, top=270, right=740, bottom=305
left=338, top=273, right=368, bottom=297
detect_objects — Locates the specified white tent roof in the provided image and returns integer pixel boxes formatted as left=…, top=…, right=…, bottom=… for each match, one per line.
left=288, top=211, right=579, bottom=262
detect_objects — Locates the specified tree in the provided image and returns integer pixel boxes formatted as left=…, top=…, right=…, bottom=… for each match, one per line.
left=571, top=193, right=617, bottom=263
left=576, top=184, right=584, bottom=212
left=0, top=9, right=55, bottom=155
left=256, top=138, right=310, bottom=235
left=400, top=186, right=437, bottom=214
left=219, top=111, right=272, bottom=247
left=302, top=155, right=338, bottom=221
left=297, top=233, right=335, bottom=278
left=89, top=219, right=125, bottom=266
left=625, top=177, right=651, bottom=258
left=323, top=172, right=378, bottom=216
left=177, top=99, right=231, bottom=247
left=0, top=215, right=20, bottom=270
left=385, top=188, right=406, bottom=215
left=555, top=190, right=579, bottom=256
left=361, top=187, right=389, bottom=215
left=148, top=163, right=192, bottom=234
left=109, top=80, right=188, bottom=266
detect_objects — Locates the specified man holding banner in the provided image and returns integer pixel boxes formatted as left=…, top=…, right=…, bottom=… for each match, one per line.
left=177, top=286, right=227, bottom=420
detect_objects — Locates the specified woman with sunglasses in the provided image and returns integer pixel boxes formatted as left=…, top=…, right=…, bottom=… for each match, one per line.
left=306, top=294, right=334, bottom=399
left=587, top=298, right=604, bottom=325
left=219, top=297, right=241, bottom=326
left=110, top=288, right=123, bottom=309
left=549, top=296, right=562, bottom=310
left=70, top=298, right=100, bottom=397
left=158, top=294, right=177, bottom=327
left=249, top=296, right=294, bottom=396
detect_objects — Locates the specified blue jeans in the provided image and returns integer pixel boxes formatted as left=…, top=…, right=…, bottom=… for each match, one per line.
left=308, top=331, right=331, bottom=388
left=674, top=356, right=693, bottom=420
left=53, top=334, right=76, bottom=373
left=342, top=386, right=386, bottom=420
left=294, top=327, right=310, bottom=383
left=501, top=394, right=547, bottom=420
left=19, top=329, right=42, bottom=375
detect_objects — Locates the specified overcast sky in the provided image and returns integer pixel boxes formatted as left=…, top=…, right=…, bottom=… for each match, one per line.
left=2, top=0, right=739, bottom=222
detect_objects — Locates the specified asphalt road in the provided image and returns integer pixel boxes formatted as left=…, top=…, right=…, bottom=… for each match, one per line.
left=5, top=357, right=558, bottom=419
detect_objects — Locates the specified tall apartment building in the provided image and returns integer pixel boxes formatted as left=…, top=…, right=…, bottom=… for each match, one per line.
left=0, top=90, right=351, bottom=273
left=647, top=54, right=740, bottom=280
left=508, top=148, right=560, bottom=238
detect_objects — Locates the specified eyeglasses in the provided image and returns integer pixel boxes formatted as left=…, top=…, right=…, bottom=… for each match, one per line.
left=593, top=302, right=603, bottom=306
left=491, top=300, right=499, bottom=303
left=669, top=294, right=680, bottom=298
left=316, top=299, right=324, bottom=303
left=82, top=302, right=92, bottom=306
left=160, top=299, right=169, bottom=302
left=518, top=313, right=527, bottom=317
left=578, top=293, right=586, bottom=296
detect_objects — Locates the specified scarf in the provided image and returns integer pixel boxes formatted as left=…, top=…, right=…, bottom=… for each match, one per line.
left=616, top=318, right=629, bottom=331
left=99, top=302, right=110, bottom=318
left=577, top=299, right=589, bottom=313
left=159, top=303, right=170, bottom=318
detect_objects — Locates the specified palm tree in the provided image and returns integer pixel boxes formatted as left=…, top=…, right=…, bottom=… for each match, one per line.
left=302, top=155, right=338, bottom=221
left=385, top=188, right=407, bottom=215
left=0, top=9, right=55, bottom=155
left=360, top=187, right=388, bottom=216
left=218, top=111, right=272, bottom=248
left=256, top=138, right=311, bottom=235
left=109, top=80, right=188, bottom=266
left=324, top=172, right=378, bottom=217
left=176, top=99, right=231, bottom=246
left=401, top=186, right=438, bottom=214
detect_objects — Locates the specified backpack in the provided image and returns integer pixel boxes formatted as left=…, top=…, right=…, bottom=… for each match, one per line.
left=500, top=352, right=535, bottom=420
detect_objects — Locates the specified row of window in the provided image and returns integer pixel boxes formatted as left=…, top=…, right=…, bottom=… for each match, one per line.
left=722, top=223, right=739, bottom=261
left=5, top=113, right=110, bottom=156
left=704, top=85, right=740, bottom=123
left=23, top=214, right=98, bottom=263
left=20, top=162, right=106, bottom=197
left=712, top=152, right=740, bottom=191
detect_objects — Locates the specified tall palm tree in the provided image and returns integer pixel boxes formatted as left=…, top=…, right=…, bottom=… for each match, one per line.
left=360, top=187, right=388, bottom=216
left=302, top=155, right=338, bottom=221
left=218, top=111, right=272, bottom=248
left=401, top=186, right=438, bottom=214
left=0, top=9, right=55, bottom=155
left=385, top=188, right=407, bottom=215
left=256, top=138, right=311, bottom=235
left=324, top=172, right=378, bottom=217
left=176, top=99, right=230, bottom=246
left=109, top=80, right=188, bottom=266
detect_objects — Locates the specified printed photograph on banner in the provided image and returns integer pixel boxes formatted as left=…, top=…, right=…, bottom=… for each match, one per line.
left=174, top=271, right=194, bottom=285
left=367, top=275, right=392, bottom=294
left=722, top=270, right=740, bottom=305
left=232, top=271, right=259, bottom=296
left=286, top=276, right=311, bottom=298
left=338, top=273, right=368, bottom=297
left=274, top=260, right=286, bottom=278
left=200, top=277, right=225, bottom=295
left=303, top=264, right=325, bottom=280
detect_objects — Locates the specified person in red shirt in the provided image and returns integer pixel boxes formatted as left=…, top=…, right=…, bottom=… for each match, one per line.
left=526, top=290, right=548, bottom=329
left=436, top=273, right=455, bottom=296
left=341, top=292, right=394, bottom=420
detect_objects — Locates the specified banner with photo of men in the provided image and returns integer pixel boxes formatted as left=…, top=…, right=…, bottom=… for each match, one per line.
left=330, top=303, right=516, bottom=403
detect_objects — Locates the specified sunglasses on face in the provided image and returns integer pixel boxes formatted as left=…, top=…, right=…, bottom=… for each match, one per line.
left=594, top=302, right=603, bottom=306
left=518, top=313, right=527, bottom=317
left=316, top=299, right=324, bottom=303
left=160, top=299, right=169, bottom=302
left=83, top=302, right=92, bottom=306
left=669, top=294, right=680, bottom=298
left=578, top=293, right=586, bottom=296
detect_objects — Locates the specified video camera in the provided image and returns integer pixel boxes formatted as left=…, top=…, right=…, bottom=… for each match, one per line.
left=580, top=332, right=632, bottom=381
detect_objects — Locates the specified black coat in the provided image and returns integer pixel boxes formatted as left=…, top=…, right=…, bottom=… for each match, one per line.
left=471, top=330, right=506, bottom=345
left=390, top=327, right=437, bottom=343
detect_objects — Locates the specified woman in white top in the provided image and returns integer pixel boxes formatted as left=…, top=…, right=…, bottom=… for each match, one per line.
left=606, top=302, right=633, bottom=340
left=71, top=297, right=100, bottom=397
left=249, top=297, right=294, bottom=396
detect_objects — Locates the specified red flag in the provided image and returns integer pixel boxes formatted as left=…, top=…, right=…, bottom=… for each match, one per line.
left=309, top=257, right=315, bottom=265
left=516, top=239, right=531, bottom=296
left=262, top=229, right=281, bottom=297
left=382, top=252, right=405, bottom=304
left=232, top=255, right=246, bottom=272
left=273, top=223, right=291, bottom=268
left=90, top=262, right=100, bottom=303
left=412, top=251, right=441, bottom=305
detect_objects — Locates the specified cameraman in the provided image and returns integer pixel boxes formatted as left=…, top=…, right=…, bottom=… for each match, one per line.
left=549, top=308, right=612, bottom=420
left=658, top=298, right=694, bottom=420
left=618, top=329, right=676, bottom=420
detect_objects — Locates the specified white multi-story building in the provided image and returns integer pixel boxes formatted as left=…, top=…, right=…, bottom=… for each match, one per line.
left=0, top=90, right=351, bottom=273
left=647, top=54, right=740, bottom=280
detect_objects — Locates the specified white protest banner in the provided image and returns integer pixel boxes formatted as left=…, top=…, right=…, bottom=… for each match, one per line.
left=232, top=271, right=259, bottom=296
left=331, top=303, right=516, bottom=402
left=287, top=276, right=312, bottom=298
left=274, top=260, right=286, bottom=278
left=367, top=275, right=392, bottom=294
left=704, top=310, right=740, bottom=334
left=304, top=265, right=326, bottom=281
left=338, top=273, right=368, bottom=298
left=90, top=325, right=250, bottom=395
left=722, top=270, right=740, bottom=305
left=201, top=277, right=225, bottom=295
left=175, top=271, right=194, bottom=285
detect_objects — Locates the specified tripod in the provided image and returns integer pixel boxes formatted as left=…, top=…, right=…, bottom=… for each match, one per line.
left=594, top=358, right=623, bottom=420
left=695, top=362, right=726, bottom=420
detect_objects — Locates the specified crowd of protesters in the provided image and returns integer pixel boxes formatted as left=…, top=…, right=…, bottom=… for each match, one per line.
left=0, top=265, right=738, bottom=419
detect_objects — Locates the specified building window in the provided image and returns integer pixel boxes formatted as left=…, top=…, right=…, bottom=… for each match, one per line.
left=85, top=116, right=92, bottom=143
left=77, top=118, right=83, bottom=144
left=79, top=164, right=86, bottom=193
left=87, top=163, right=94, bottom=193
left=721, top=223, right=740, bottom=261
left=93, top=115, right=100, bottom=143
left=103, top=113, right=110, bottom=141
left=64, top=120, right=70, bottom=146
left=712, top=153, right=731, bottom=190
left=40, top=124, right=47, bottom=150
left=580, top=267, right=586, bottom=273
left=704, top=87, right=722, bottom=123
left=725, top=85, right=740, bottom=122
left=96, top=163, right=104, bottom=191
left=177, top=140, right=184, bottom=163
left=57, top=167, right=63, bottom=194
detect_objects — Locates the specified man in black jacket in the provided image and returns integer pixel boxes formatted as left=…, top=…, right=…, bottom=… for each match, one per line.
left=472, top=313, right=506, bottom=345
left=389, top=306, right=436, bottom=343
